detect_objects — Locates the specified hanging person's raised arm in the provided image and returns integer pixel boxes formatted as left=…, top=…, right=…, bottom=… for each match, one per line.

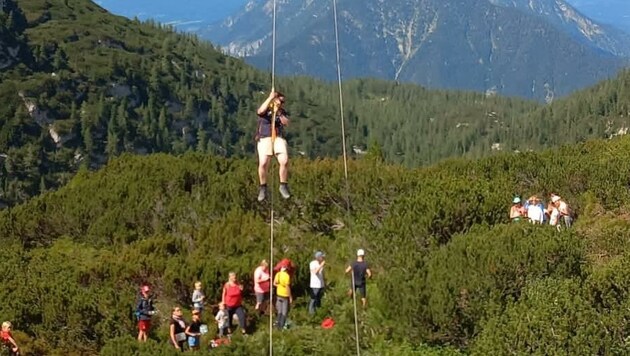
left=257, top=91, right=277, bottom=116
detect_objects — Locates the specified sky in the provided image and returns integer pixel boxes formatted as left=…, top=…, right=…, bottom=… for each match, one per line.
left=566, top=0, right=630, bottom=32
left=94, top=0, right=248, bottom=31
left=95, top=0, right=630, bottom=34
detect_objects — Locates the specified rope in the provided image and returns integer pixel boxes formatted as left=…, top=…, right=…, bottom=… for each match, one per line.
left=331, top=0, right=360, bottom=355
left=271, top=0, right=277, bottom=91
left=269, top=1, right=277, bottom=355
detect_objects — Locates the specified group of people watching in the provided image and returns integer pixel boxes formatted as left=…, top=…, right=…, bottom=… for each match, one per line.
left=510, top=193, right=573, bottom=229
left=135, top=249, right=371, bottom=351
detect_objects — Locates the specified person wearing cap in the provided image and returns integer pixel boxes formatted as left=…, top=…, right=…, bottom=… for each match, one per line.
left=551, top=194, right=573, bottom=228
left=309, top=251, right=326, bottom=314
left=253, top=260, right=271, bottom=313
left=345, top=249, right=372, bottom=308
left=255, top=90, right=291, bottom=202
left=273, top=265, right=292, bottom=329
left=1, top=321, right=19, bottom=356
left=510, top=197, right=525, bottom=222
left=136, top=285, right=155, bottom=342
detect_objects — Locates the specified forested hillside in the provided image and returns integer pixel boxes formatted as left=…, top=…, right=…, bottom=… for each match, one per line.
left=2, top=137, right=630, bottom=354
left=4, top=0, right=630, bottom=209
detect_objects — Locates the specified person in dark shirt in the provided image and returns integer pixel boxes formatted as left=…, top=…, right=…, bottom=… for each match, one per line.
left=136, top=285, right=155, bottom=342
left=169, top=306, right=187, bottom=351
left=345, top=249, right=372, bottom=308
left=255, top=90, right=291, bottom=201
left=186, top=309, right=202, bottom=351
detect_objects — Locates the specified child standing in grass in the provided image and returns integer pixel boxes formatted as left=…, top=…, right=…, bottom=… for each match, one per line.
left=215, top=303, right=229, bottom=337
left=191, top=281, right=205, bottom=314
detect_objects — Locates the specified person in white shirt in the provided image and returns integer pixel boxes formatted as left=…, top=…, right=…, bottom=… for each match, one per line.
left=308, top=251, right=326, bottom=314
left=526, top=196, right=544, bottom=224
left=547, top=202, right=561, bottom=231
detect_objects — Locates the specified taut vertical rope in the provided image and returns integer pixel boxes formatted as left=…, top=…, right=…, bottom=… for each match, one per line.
left=269, top=1, right=277, bottom=355
left=332, top=0, right=360, bottom=355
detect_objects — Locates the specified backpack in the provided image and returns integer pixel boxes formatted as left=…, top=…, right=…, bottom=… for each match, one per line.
left=135, top=297, right=152, bottom=320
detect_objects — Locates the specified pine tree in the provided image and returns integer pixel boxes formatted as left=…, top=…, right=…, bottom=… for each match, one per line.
left=106, top=111, right=118, bottom=158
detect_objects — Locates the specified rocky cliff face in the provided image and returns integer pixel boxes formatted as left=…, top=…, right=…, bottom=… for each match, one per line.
left=199, top=0, right=630, bottom=100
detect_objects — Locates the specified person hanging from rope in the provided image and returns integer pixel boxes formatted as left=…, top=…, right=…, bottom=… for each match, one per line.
left=345, top=249, right=372, bottom=308
left=255, top=90, right=291, bottom=201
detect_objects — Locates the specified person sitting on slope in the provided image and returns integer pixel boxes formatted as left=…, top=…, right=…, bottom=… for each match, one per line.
left=255, top=90, right=291, bottom=201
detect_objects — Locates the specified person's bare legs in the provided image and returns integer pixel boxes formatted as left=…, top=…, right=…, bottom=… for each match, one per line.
left=277, top=152, right=288, bottom=183
left=259, top=154, right=271, bottom=185
left=277, top=152, right=290, bottom=199
left=258, top=153, right=271, bottom=201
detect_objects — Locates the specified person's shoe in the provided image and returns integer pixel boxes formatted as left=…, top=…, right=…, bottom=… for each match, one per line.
left=257, top=185, right=267, bottom=202
left=279, top=184, right=291, bottom=199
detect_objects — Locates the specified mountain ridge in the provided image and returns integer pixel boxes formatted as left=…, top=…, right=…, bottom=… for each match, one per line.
left=200, top=0, right=630, bottom=100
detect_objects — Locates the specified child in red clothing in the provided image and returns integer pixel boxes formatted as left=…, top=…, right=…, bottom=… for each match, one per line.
left=1, top=321, right=19, bottom=356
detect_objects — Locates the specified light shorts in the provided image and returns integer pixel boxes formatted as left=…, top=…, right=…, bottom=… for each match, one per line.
left=257, top=137, right=288, bottom=158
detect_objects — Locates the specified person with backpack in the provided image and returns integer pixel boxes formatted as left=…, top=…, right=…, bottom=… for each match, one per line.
left=136, top=285, right=155, bottom=342
left=255, top=90, right=291, bottom=201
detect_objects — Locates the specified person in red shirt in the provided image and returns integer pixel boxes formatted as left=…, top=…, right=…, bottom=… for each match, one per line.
left=221, top=272, right=247, bottom=335
left=1, top=321, right=19, bottom=356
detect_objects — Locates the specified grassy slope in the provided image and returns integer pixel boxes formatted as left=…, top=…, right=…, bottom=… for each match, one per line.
left=3, top=136, right=630, bottom=353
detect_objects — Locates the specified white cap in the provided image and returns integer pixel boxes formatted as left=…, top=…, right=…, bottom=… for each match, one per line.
left=357, top=249, right=365, bottom=256
left=551, top=195, right=561, bottom=203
